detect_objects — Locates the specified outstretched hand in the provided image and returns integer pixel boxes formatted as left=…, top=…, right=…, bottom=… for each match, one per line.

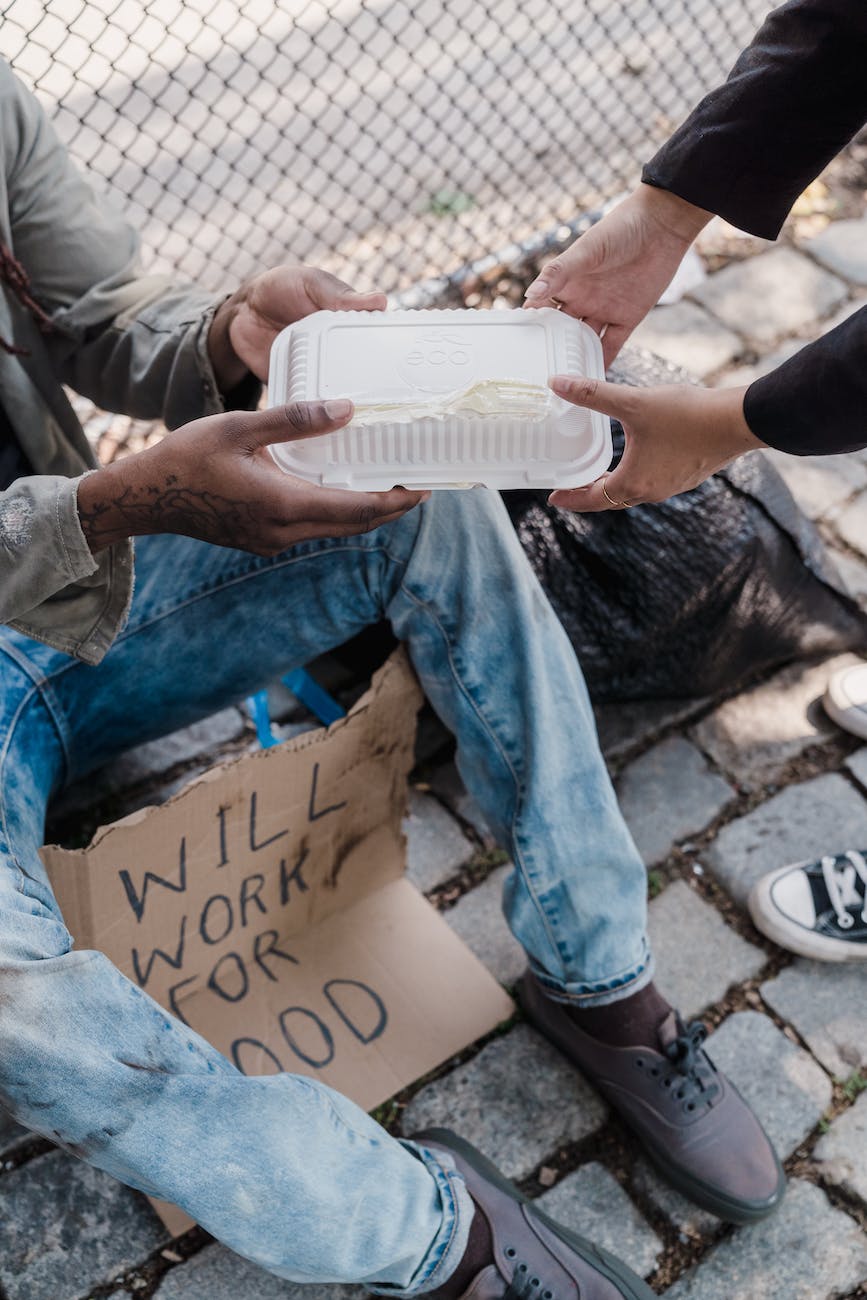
left=78, top=400, right=427, bottom=554
left=209, top=265, right=387, bottom=391
left=547, top=376, right=764, bottom=511
left=524, top=186, right=711, bottom=367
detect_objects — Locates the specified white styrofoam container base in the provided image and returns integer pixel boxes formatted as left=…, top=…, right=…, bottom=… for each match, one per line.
left=267, top=308, right=611, bottom=491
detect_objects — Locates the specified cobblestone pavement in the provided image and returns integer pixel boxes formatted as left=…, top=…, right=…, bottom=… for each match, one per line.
left=3, top=186, right=867, bottom=1300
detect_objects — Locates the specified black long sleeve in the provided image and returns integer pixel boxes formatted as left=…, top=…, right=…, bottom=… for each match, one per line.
left=744, top=306, right=867, bottom=455
left=643, top=0, right=867, bottom=241
left=641, top=0, right=867, bottom=456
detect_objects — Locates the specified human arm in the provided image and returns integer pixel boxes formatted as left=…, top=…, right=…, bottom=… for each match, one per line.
left=0, top=400, right=424, bottom=634
left=642, top=0, right=867, bottom=241
left=744, top=305, right=867, bottom=455
left=3, top=60, right=384, bottom=424
left=75, top=401, right=425, bottom=556
left=0, top=62, right=420, bottom=633
left=546, top=300, right=867, bottom=511
left=524, top=0, right=867, bottom=490
left=524, top=185, right=711, bottom=368
left=544, top=378, right=762, bottom=512
left=526, top=0, right=867, bottom=359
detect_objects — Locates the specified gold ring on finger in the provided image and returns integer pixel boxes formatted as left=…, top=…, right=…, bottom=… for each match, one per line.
left=602, top=477, right=631, bottom=510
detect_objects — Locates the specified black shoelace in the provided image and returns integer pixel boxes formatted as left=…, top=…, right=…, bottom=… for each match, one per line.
left=502, top=1258, right=555, bottom=1300
left=661, top=1020, right=721, bottom=1112
left=817, top=851, right=867, bottom=931
left=636, top=1019, right=721, bottom=1113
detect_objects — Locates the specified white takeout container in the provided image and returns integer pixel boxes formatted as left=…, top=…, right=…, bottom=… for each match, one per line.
left=267, top=308, right=611, bottom=490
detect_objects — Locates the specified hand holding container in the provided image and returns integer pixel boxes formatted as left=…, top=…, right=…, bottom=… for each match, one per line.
left=267, top=308, right=611, bottom=491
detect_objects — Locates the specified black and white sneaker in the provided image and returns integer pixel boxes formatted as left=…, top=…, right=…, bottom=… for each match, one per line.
left=749, top=850, right=867, bottom=961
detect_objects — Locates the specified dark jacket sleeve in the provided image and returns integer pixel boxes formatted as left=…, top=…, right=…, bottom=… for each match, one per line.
left=744, top=307, right=867, bottom=455
left=642, top=0, right=867, bottom=241
left=642, top=0, right=867, bottom=455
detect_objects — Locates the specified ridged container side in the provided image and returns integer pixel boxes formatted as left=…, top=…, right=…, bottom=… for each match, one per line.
left=268, top=308, right=611, bottom=489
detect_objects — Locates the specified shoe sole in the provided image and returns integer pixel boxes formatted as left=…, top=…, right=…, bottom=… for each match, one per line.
left=418, top=1127, right=656, bottom=1300
left=823, top=683, right=867, bottom=741
left=518, top=979, right=786, bottom=1226
left=748, top=871, right=867, bottom=962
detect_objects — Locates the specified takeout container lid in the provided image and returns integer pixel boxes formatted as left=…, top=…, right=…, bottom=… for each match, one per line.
left=267, top=308, right=611, bottom=490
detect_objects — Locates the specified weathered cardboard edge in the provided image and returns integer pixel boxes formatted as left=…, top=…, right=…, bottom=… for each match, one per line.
left=40, top=646, right=423, bottom=859
left=38, top=844, right=93, bottom=944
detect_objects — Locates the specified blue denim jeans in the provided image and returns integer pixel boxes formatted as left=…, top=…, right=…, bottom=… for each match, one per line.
left=0, top=489, right=650, bottom=1290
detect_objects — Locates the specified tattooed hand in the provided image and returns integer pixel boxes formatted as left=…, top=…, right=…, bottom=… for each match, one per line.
left=208, top=265, right=387, bottom=392
left=76, top=401, right=427, bottom=555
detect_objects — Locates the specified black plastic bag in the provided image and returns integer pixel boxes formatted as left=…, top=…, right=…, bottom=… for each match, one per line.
left=504, top=347, right=867, bottom=703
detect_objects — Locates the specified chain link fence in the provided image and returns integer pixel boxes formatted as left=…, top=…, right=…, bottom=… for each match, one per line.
left=3, top=0, right=770, bottom=301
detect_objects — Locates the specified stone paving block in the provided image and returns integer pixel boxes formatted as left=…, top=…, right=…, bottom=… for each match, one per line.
left=429, top=762, right=496, bottom=846
left=814, top=1088, right=867, bottom=1205
left=845, top=746, right=867, bottom=791
left=648, top=881, right=766, bottom=1020
left=761, top=448, right=867, bottom=520
left=689, top=247, right=848, bottom=345
left=405, top=789, right=474, bottom=892
left=0, top=1149, right=166, bottom=1300
left=629, top=301, right=743, bottom=379
left=617, top=737, right=735, bottom=866
left=706, top=773, right=867, bottom=905
left=0, top=1107, right=28, bottom=1156
left=54, top=707, right=247, bottom=817
left=806, top=216, right=867, bottom=284
left=630, top=1157, right=720, bottom=1239
left=445, top=865, right=525, bottom=988
left=156, top=1244, right=364, bottom=1300
left=401, top=1024, right=607, bottom=1181
left=691, top=656, right=855, bottom=788
left=663, top=1177, right=867, bottom=1300
left=761, top=960, right=867, bottom=1078
left=593, top=698, right=709, bottom=766
left=818, top=290, right=867, bottom=335
left=535, top=1163, right=663, bottom=1278
left=99, top=709, right=246, bottom=788
left=704, top=1011, right=831, bottom=1157
left=834, top=491, right=867, bottom=560
left=713, top=337, right=803, bottom=389
left=833, top=550, right=867, bottom=606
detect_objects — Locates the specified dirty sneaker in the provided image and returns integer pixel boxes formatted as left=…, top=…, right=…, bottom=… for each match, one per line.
left=415, top=1128, right=656, bottom=1300
left=749, top=850, right=867, bottom=961
left=824, top=660, right=867, bottom=740
left=519, top=971, right=785, bottom=1225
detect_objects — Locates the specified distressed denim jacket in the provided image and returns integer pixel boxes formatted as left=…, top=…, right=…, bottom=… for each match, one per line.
left=0, top=60, right=236, bottom=664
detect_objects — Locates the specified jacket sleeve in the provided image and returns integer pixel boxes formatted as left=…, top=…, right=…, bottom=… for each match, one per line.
left=0, top=474, right=103, bottom=631
left=642, top=0, right=867, bottom=241
left=3, top=61, right=257, bottom=429
left=744, top=307, right=867, bottom=455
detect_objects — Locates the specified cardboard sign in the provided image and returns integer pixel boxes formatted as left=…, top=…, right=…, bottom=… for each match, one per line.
left=41, top=649, right=514, bottom=1235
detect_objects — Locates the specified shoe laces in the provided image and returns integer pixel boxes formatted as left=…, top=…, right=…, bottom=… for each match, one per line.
left=821, top=850, right=867, bottom=929
left=656, top=1020, right=720, bottom=1113
left=502, top=1251, right=555, bottom=1300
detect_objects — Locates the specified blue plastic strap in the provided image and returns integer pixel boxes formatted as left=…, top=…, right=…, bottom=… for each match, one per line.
left=247, top=690, right=279, bottom=749
left=282, top=668, right=347, bottom=727
left=246, top=669, right=346, bottom=750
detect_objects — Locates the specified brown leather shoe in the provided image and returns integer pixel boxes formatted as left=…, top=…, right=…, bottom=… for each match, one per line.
left=519, top=971, right=785, bottom=1225
left=414, top=1128, right=656, bottom=1300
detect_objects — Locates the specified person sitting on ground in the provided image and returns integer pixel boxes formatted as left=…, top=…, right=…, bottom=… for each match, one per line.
left=0, top=56, right=782, bottom=1296
left=523, top=0, right=867, bottom=964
